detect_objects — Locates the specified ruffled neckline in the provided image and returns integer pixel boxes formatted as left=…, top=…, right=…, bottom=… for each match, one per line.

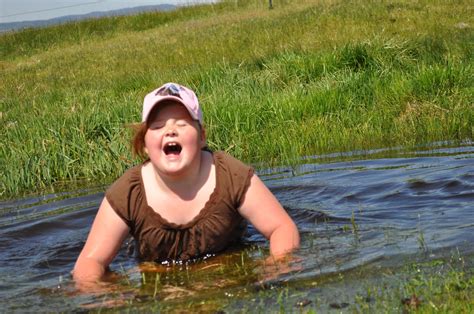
left=139, top=151, right=223, bottom=230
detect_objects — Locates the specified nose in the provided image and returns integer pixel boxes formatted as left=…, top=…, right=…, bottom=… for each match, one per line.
left=165, top=126, right=177, bottom=137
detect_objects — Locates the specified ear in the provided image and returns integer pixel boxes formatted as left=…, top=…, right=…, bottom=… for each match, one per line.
left=144, top=147, right=149, bottom=155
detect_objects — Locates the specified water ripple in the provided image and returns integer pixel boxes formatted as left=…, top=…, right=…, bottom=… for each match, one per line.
left=0, top=141, right=473, bottom=310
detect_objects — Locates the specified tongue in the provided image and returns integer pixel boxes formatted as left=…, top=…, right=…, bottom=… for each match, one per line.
left=164, top=144, right=181, bottom=155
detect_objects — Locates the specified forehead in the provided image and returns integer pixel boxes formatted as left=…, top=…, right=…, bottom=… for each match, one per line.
left=148, top=101, right=192, bottom=121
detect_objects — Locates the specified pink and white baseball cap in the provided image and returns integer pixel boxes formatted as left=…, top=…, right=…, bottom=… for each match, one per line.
left=142, top=82, right=203, bottom=124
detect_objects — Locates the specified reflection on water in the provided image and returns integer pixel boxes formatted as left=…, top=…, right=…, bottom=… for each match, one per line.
left=1, top=141, right=473, bottom=311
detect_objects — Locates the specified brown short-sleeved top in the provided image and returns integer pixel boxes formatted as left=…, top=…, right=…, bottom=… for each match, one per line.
left=105, top=151, right=254, bottom=262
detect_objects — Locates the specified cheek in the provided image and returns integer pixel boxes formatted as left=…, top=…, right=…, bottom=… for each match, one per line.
left=144, top=131, right=161, bottom=151
left=144, top=133, right=151, bottom=149
left=194, top=131, right=204, bottom=146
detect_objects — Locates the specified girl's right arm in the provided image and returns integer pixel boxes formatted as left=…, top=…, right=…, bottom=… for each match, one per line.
left=73, top=197, right=130, bottom=283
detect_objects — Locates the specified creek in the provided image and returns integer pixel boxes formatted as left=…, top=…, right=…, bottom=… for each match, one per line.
left=1, top=140, right=473, bottom=311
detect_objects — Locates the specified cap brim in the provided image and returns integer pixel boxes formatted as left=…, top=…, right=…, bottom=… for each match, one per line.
left=142, top=95, right=198, bottom=122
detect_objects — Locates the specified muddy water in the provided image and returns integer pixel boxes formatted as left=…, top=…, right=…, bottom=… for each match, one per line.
left=1, top=141, right=473, bottom=311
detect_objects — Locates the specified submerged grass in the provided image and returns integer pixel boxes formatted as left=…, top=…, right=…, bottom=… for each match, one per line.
left=74, top=249, right=473, bottom=312
left=1, top=0, right=473, bottom=197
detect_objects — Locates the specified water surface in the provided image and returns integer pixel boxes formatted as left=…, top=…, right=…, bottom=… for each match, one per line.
left=1, top=141, right=473, bottom=311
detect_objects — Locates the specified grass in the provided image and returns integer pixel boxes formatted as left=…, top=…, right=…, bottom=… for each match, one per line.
left=72, top=249, right=473, bottom=312
left=358, top=253, right=474, bottom=313
left=1, top=0, right=473, bottom=198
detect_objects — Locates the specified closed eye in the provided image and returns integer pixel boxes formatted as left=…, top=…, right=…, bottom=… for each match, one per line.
left=149, top=121, right=165, bottom=129
left=176, top=120, right=189, bottom=127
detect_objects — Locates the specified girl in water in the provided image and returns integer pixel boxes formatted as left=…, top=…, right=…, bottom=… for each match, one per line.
left=73, top=82, right=300, bottom=283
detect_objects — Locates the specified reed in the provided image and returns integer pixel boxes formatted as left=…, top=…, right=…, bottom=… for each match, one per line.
left=1, top=0, right=473, bottom=197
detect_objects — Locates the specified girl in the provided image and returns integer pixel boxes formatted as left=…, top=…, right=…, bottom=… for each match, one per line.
left=73, top=83, right=300, bottom=283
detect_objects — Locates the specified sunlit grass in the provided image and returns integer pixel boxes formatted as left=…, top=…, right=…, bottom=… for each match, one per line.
left=354, top=254, right=474, bottom=313
left=1, top=0, right=473, bottom=197
left=78, top=249, right=473, bottom=312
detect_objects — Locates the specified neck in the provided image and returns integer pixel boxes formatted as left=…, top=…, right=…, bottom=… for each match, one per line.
left=150, top=151, right=210, bottom=199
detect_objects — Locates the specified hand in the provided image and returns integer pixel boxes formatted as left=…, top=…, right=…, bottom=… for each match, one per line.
left=256, top=254, right=302, bottom=287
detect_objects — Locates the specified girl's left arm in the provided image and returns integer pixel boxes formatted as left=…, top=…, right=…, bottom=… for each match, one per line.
left=238, top=174, right=300, bottom=259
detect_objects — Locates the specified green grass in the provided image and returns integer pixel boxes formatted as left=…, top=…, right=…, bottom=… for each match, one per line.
left=396, top=259, right=474, bottom=313
left=72, top=249, right=474, bottom=312
left=349, top=255, right=474, bottom=313
left=1, top=0, right=473, bottom=197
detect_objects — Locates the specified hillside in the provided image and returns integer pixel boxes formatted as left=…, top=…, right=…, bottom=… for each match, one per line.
left=0, top=4, right=176, bottom=33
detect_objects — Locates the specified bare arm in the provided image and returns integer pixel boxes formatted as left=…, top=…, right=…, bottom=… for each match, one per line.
left=239, top=174, right=300, bottom=259
left=73, top=197, right=130, bottom=283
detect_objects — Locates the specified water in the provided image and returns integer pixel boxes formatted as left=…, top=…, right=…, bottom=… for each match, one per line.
left=1, top=141, right=473, bottom=311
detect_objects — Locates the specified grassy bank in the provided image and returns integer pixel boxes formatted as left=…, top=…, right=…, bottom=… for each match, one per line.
left=1, top=0, right=473, bottom=197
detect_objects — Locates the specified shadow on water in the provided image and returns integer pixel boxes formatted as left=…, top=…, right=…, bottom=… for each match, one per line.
left=1, top=140, right=473, bottom=311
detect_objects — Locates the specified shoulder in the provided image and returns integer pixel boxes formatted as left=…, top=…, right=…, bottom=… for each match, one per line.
left=105, top=164, right=144, bottom=217
left=107, top=164, right=142, bottom=194
left=214, top=151, right=253, bottom=174
left=213, top=151, right=254, bottom=206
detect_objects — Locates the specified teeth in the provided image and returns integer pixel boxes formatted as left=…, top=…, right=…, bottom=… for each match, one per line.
left=164, top=142, right=182, bottom=155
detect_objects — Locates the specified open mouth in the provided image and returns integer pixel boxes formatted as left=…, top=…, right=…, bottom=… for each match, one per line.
left=163, top=142, right=182, bottom=155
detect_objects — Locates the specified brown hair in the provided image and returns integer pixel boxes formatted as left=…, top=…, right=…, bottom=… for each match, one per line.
left=131, top=122, right=148, bottom=160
